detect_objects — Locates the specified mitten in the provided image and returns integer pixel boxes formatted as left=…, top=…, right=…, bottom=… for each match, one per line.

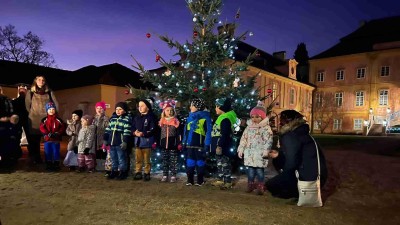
left=151, top=143, right=157, bottom=150
left=120, top=142, right=127, bottom=150
left=177, top=144, right=183, bottom=151
left=73, top=146, right=78, bottom=154
left=47, top=133, right=53, bottom=138
left=101, top=144, right=107, bottom=152
left=262, top=150, right=269, bottom=159
left=83, top=148, right=90, bottom=155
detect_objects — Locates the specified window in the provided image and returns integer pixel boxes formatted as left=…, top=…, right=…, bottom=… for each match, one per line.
left=289, top=88, right=295, bottom=104
left=317, top=72, right=324, bottom=82
left=355, top=91, right=364, bottom=106
left=336, top=70, right=344, bottom=80
left=356, top=68, right=366, bottom=79
left=333, top=119, right=342, bottom=130
left=335, top=92, right=343, bottom=107
left=315, top=92, right=322, bottom=108
left=380, top=66, right=390, bottom=76
left=379, top=89, right=389, bottom=106
left=272, top=82, right=277, bottom=100
left=354, top=119, right=363, bottom=130
left=314, top=120, right=321, bottom=130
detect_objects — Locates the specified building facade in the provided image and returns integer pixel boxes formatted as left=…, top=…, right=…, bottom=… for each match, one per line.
left=309, top=16, right=400, bottom=134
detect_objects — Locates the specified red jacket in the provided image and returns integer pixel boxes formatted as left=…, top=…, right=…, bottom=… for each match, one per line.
left=40, top=114, right=65, bottom=142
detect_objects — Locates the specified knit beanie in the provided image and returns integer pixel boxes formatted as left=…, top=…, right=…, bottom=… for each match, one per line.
left=139, top=98, right=153, bottom=111
left=115, top=101, right=128, bottom=112
left=191, top=98, right=206, bottom=111
left=159, top=99, right=176, bottom=111
left=81, top=114, right=94, bottom=124
left=250, top=101, right=266, bottom=119
left=95, top=101, right=106, bottom=110
left=45, top=102, right=56, bottom=112
left=215, top=97, right=232, bottom=112
left=72, top=109, right=83, bottom=118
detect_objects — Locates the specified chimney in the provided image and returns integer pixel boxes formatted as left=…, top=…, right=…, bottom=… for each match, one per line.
left=217, top=23, right=236, bottom=37
left=273, top=51, right=286, bottom=61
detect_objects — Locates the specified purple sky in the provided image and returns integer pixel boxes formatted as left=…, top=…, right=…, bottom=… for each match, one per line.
left=1, top=0, right=399, bottom=71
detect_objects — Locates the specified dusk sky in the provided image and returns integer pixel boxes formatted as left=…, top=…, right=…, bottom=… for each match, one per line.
left=1, top=0, right=399, bottom=71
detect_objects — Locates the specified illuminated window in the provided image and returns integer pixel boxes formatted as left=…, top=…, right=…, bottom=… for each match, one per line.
left=355, top=91, right=364, bottom=106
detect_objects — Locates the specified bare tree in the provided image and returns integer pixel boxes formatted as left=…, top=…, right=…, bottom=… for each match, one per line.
left=0, top=24, right=55, bottom=67
left=313, top=92, right=344, bottom=133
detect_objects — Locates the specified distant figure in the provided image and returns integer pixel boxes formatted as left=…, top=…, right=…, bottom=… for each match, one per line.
left=25, top=75, right=58, bottom=164
left=12, top=84, right=29, bottom=146
left=266, top=110, right=328, bottom=199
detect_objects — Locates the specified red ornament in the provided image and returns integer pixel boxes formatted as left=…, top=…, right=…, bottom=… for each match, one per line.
left=124, top=90, right=130, bottom=95
left=155, top=54, right=161, bottom=62
left=193, top=31, right=198, bottom=38
left=194, top=87, right=199, bottom=93
left=202, top=87, right=207, bottom=92
left=146, top=33, right=151, bottom=38
left=267, top=88, right=272, bottom=94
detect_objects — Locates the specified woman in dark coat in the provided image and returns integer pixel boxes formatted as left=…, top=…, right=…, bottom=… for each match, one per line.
left=266, top=110, right=328, bottom=199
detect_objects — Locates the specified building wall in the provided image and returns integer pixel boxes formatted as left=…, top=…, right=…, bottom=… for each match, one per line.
left=309, top=48, right=400, bottom=134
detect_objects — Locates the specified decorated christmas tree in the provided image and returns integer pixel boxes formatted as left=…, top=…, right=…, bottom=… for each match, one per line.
left=130, top=0, right=275, bottom=174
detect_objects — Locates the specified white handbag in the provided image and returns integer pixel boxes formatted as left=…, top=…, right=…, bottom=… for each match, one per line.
left=295, top=135, right=323, bottom=207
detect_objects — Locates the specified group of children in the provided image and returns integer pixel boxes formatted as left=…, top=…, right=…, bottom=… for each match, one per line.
left=38, top=96, right=274, bottom=195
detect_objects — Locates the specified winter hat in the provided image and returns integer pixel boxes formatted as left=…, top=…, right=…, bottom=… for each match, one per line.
left=159, top=99, right=176, bottom=111
left=72, top=109, right=83, bottom=118
left=139, top=98, right=153, bottom=111
left=81, top=114, right=93, bottom=124
left=95, top=101, right=106, bottom=110
left=215, top=97, right=232, bottom=112
left=115, top=101, right=128, bottom=112
left=250, top=101, right=267, bottom=119
left=191, top=98, right=206, bottom=111
left=45, top=102, right=56, bottom=112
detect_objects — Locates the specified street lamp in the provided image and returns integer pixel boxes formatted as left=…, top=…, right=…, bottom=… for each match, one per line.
left=386, top=107, right=391, bottom=134
left=369, top=107, right=373, bottom=114
left=387, top=107, right=391, bottom=114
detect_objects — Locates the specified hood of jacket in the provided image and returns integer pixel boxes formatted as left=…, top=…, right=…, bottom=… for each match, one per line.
left=278, top=117, right=309, bottom=135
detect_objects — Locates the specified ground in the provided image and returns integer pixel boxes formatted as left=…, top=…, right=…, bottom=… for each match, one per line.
left=1, top=135, right=400, bottom=225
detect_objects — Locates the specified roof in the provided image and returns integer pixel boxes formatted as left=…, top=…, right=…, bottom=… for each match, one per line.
left=312, top=16, right=400, bottom=59
left=0, top=60, right=151, bottom=90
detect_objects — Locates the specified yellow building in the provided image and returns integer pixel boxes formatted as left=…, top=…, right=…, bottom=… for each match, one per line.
left=309, top=16, right=400, bottom=135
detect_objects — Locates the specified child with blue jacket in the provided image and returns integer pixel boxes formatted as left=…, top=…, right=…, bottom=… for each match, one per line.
left=182, top=98, right=212, bottom=186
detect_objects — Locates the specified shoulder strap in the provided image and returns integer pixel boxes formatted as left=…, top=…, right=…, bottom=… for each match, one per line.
left=295, top=135, right=321, bottom=180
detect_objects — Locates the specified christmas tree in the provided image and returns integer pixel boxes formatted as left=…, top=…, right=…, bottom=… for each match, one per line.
left=130, top=0, right=275, bottom=174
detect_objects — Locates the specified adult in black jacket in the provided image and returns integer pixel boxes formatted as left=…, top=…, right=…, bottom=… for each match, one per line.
left=266, top=110, right=328, bottom=199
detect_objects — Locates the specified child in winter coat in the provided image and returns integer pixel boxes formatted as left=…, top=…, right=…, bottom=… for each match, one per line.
left=92, top=101, right=110, bottom=175
left=159, top=100, right=181, bottom=183
left=77, top=115, right=96, bottom=172
left=103, top=102, right=132, bottom=180
left=182, top=98, right=212, bottom=186
left=132, top=99, right=157, bottom=181
left=237, top=101, right=273, bottom=195
left=64, top=110, right=83, bottom=171
left=211, top=97, right=237, bottom=190
left=39, top=102, right=65, bottom=171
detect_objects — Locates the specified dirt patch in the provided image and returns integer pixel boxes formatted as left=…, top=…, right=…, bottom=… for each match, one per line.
left=1, top=136, right=400, bottom=225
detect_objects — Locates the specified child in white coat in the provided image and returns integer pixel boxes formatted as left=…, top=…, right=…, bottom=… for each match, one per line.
left=238, top=101, right=273, bottom=195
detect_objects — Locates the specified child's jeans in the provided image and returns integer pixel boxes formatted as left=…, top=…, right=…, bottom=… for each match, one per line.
left=44, top=142, right=60, bottom=162
left=247, top=166, right=265, bottom=183
left=110, top=146, right=127, bottom=171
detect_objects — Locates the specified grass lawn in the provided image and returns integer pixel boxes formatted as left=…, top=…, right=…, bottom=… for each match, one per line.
left=0, top=135, right=399, bottom=225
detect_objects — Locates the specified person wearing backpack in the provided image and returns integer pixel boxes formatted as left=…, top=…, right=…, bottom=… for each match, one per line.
left=25, top=75, right=59, bottom=165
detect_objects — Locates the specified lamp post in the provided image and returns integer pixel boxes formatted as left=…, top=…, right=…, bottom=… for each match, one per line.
left=386, top=107, right=391, bottom=134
